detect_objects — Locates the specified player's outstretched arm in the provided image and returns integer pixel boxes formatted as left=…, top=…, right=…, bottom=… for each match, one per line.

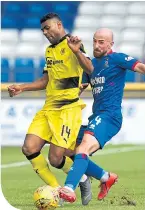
left=8, top=73, right=48, bottom=97
left=134, top=63, right=145, bottom=74
left=66, top=36, right=94, bottom=74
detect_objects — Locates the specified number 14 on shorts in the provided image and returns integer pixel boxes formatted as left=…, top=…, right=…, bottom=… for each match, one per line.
left=61, top=125, right=71, bottom=143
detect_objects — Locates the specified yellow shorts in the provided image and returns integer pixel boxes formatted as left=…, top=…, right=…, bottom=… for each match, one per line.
left=27, top=106, right=82, bottom=150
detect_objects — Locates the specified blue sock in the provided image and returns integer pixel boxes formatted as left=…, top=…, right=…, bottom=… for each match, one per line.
left=65, top=153, right=89, bottom=190
left=86, top=159, right=105, bottom=180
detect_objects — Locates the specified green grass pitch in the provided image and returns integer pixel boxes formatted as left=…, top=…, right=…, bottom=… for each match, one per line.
left=1, top=145, right=145, bottom=210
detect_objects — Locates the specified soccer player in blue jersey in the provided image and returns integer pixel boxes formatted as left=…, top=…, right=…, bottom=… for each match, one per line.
left=59, top=28, right=145, bottom=203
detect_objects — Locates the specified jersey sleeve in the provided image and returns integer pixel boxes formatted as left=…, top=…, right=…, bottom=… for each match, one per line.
left=113, top=53, right=140, bottom=71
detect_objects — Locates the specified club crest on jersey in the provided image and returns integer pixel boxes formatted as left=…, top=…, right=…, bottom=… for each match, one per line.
left=60, top=48, right=65, bottom=55
left=104, top=58, right=109, bottom=68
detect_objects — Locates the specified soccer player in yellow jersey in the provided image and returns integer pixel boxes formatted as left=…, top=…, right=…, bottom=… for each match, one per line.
left=8, top=13, right=94, bottom=205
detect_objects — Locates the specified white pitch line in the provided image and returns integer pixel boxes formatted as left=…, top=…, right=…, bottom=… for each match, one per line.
left=1, top=161, right=29, bottom=169
left=1, top=146, right=145, bottom=169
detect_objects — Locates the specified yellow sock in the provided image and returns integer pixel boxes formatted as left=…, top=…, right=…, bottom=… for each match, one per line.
left=30, top=153, right=59, bottom=187
left=61, top=156, right=73, bottom=174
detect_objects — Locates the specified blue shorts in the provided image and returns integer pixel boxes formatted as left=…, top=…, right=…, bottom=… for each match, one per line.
left=77, top=112, right=122, bottom=149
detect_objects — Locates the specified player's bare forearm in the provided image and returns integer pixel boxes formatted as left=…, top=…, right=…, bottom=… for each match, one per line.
left=8, top=73, right=48, bottom=97
left=134, top=63, right=145, bottom=74
left=21, top=74, right=48, bottom=91
left=75, top=51, right=94, bottom=74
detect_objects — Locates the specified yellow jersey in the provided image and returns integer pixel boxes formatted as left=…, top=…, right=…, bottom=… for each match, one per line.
left=42, top=34, right=88, bottom=110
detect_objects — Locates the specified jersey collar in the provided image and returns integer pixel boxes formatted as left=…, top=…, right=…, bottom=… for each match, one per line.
left=49, top=34, right=70, bottom=48
left=59, top=34, right=70, bottom=43
left=95, top=49, right=113, bottom=60
left=107, top=49, right=113, bottom=54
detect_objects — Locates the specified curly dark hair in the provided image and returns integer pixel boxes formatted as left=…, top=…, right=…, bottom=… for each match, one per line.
left=40, top=13, right=61, bottom=23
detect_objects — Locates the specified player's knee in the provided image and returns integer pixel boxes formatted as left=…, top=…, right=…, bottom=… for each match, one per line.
left=22, top=144, right=37, bottom=156
left=22, top=145, right=30, bottom=156
left=49, top=154, right=64, bottom=168
left=76, top=134, right=100, bottom=155
left=22, top=135, right=45, bottom=156
left=49, top=157, right=60, bottom=168
left=76, top=143, right=88, bottom=154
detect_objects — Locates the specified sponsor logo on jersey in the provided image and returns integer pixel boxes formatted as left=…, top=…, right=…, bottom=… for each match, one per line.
left=46, top=57, right=63, bottom=66
left=90, top=76, right=105, bottom=85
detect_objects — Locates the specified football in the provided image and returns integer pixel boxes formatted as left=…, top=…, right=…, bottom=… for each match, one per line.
left=33, top=185, right=60, bottom=210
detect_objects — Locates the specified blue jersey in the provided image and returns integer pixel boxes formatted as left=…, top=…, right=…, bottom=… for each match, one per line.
left=82, top=51, right=139, bottom=117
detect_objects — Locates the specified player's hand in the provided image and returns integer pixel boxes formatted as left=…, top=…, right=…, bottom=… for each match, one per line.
left=79, top=83, right=89, bottom=95
left=80, top=83, right=89, bottom=90
left=8, top=84, right=23, bottom=97
left=66, top=36, right=82, bottom=54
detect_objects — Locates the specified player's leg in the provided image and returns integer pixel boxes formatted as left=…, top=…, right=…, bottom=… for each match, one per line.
left=60, top=134, right=117, bottom=202
left=59, top=133, right=101, bottom=202
left=59, top=114, right=121, bottom=202
left=47, top=107, right=92, bottom=205
left=64, top=148, right=88, bottom=183
left=47, top=107, right=81, bottom=175
left=63, top=146, right=91, bottom=205
left=46, top=107, right=82, bottom=170
left=49, top=143, right=87, bottom=182
left=76, top=134, right=118, bottom=201
left=48, top=137, right=92, bottom=206
left=22, top=110, right=60, bottom=187
left=63, top=148, right=76, bottom=173
left=75, top=125, right=92, bottom=205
